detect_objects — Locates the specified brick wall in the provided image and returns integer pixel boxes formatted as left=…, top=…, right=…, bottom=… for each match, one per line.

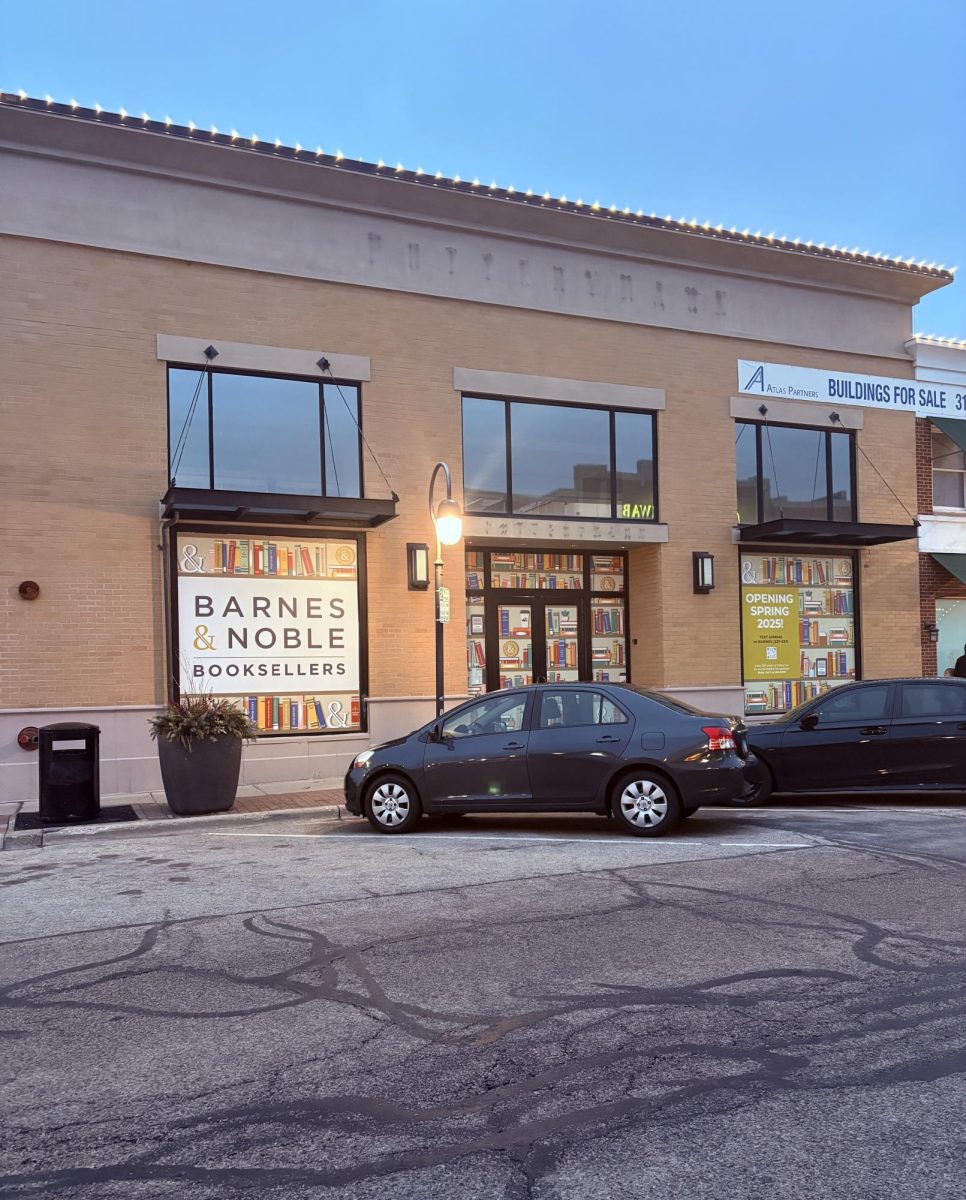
left=0, top=233, right=925, bottom=710
left=916, top=417, right=933, bottom=514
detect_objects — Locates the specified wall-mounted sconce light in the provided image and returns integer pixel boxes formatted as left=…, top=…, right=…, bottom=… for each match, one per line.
left=693, top=552, right=715, bottom=594
left=925, top=622, right=940, bottom=644
left=407, top=543, right=430, bottom=590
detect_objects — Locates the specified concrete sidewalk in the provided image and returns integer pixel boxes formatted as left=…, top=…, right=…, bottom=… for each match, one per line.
left=1, top=778, right=346, bottom=850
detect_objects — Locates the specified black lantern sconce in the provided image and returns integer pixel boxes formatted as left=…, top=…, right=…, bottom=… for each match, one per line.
left=692, top=552, right=715, bottom=594
left=925, top=622, right=940, bottom=644
left=407, top=543, right=430, bottom=590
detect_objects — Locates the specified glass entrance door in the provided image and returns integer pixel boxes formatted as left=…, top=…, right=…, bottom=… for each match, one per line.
left=466, top=549, right=628, bottom=693
left=544, top=602, right=581, bottom=683
left=496, top=600, right=535, bottom=689
left=489, top=595, right=586, bottom=688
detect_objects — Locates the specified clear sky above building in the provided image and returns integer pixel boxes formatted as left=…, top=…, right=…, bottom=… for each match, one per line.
left=5, top=0, right=964, bottom=334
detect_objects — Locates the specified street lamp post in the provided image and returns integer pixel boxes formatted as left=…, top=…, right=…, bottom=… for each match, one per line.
left=428, top=462, right=463, bottom=720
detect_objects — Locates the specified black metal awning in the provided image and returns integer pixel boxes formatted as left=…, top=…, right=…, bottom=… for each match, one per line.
left=161, top=487, right=397, bottom=529
left=737, top=518, right=919, bottom=547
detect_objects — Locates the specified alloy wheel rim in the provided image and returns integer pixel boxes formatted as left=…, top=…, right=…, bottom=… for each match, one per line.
left=619, top=779, right=668, bottom=827
left=371, top=782, right=412, bottom=826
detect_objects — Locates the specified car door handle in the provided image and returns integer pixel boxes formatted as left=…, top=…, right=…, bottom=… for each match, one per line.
left=860, top=726, right=888, bottom=735
left=596, top=735, right=622, bottom=743
left=503, top=741, right=525, bottom=750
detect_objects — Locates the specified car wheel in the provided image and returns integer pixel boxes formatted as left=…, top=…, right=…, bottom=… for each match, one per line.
left=611, top=772, right=682, bottom=837
left=727, top=760, right=773, bottom=808
left=365, top=774, right=422, bottom=834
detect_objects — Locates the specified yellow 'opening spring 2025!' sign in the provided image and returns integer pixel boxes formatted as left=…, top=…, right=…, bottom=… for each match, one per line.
left=742, top=586, right=797, bottom=681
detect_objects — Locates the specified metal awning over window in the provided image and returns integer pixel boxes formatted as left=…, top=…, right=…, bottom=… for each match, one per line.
left=932, top=419, right=966, bottom=453
left=160, top=486, right=396, bottom=528
left=932, top=553, right=966, bottom=585
left=737, top=518, right=918, bottom=546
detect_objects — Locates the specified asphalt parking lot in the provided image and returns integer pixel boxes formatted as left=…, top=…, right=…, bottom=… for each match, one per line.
left=4, top=799, right=966, bottom=1198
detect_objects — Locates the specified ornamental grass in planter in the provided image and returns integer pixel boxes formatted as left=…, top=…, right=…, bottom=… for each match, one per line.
left=149, top=696, right=255, bottom=817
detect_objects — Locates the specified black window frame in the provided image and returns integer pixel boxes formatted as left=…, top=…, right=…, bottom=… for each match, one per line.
left=735, top=419, right=856, bottom=525
left=166, top=364, right=365, bottom=499
left=461, top=394, right=659, bottom=523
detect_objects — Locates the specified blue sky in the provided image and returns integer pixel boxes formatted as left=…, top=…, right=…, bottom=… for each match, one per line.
left=5, top=0, right=965, bottom=333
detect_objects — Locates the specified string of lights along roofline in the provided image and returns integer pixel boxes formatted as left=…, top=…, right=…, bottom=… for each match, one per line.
left=3, top=90, right=957, bottom=282
left=911, top=334, right=966, bottom=349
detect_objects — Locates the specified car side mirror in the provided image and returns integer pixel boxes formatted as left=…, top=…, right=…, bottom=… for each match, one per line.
left=800, top=713, right=819, bottom=731
left=429, top=724, right=442, bottom=743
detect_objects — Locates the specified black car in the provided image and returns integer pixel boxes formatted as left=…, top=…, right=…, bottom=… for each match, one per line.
left=345, top=683, right=749, bottom=836
left=742, top=677, right=966, bottom=803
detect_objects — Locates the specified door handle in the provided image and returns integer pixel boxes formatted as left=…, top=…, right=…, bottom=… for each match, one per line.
left=596, top=735, right=622, bottom=743
left=860, top=726, right=888, bottom=735
left=503, top=741, right=525, bottom=750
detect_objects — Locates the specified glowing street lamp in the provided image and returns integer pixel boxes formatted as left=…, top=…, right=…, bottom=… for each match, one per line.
left=428, top=463, right=463, bottom=718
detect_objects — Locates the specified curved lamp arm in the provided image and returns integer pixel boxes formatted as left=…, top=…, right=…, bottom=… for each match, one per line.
left=428, top=461, right=454, bottom=527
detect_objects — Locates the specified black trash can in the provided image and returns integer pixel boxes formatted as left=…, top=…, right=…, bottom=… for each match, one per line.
left=38, top=723, right=101, bottom=823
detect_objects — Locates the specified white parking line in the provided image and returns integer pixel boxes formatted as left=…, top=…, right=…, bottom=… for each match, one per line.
left=204, top=831, right=813, bottom=848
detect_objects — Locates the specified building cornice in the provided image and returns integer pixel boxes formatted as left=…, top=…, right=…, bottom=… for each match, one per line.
left=0, top=93, right=953, bottom=306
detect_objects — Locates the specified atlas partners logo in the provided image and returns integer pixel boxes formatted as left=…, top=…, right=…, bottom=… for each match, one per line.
left=743, top=364, right=765, bottom=393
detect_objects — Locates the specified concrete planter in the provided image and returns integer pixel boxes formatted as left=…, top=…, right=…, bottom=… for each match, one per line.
left=157, top=735, right=242, bottom=816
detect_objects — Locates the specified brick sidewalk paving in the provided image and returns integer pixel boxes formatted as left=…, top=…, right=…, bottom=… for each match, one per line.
left=130, top=788, right=344, bottom=820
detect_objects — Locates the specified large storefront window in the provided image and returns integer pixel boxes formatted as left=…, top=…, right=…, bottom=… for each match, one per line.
left=462, top=396, right=656, bottom=521
left=740, top=551, right=857, bottom=715
left=465, top=550, right=627, bottom=695
left=735, top=421, right=855, bottom=524
left=936, top=599, right=966, bottom=675
left=173, top=531, right=364, bottom=733
left=168, top=368, right=362, bottom=498
left=932, top=426, right=966, bottom=509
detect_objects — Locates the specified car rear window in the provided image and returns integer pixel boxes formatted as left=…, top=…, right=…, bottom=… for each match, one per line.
left=900, top=683, right=966, bottom=718
left=614, top=685, right=705, bottom=717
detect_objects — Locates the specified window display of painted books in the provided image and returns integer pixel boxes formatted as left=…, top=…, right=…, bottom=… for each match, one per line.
left=466, top=596, right=486, bottom=695
left=546, top=606, right=579, bottom=681
left=590, top=555, right=624, bottom=593
left=499, top=605, right=533, bottom=688
left=743, top=679, right=843, bottom=715
left=491, top=552, right=584, bottom=590
left=752, top=556, right=852, bottom=588
left=193, top=536, right=357, bottom=580
left=465, top=550, right=485, bottom=592
left=591, top=600, right=626, bottom=682
left=226, top=694, right=362, bottom=732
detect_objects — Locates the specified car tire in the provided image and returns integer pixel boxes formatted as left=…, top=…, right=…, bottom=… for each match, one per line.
left=364, top=773, right=422, bottom=834
left=728, top=760, right=773, bottom=808
left=680, top=806, right=699, bottom=819
left=611, top=771, right=682, bottom=837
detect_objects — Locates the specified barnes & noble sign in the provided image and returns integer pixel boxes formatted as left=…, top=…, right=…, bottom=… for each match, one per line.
left=175, top=533, right=362, bottom=733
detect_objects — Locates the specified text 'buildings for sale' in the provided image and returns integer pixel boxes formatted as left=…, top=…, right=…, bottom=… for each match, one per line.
left=2, top=92, right=965, bottom=801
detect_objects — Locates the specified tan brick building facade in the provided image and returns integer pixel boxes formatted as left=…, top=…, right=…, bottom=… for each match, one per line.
left=0, top=95, right=955, bottom=801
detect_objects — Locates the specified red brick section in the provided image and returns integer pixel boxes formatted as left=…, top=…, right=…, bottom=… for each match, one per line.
left=228, top=789, right=343, bottom=814
left=916, top=417, right=934, bottom=514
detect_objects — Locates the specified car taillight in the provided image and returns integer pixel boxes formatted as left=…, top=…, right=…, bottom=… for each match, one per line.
left=702, top=726, right=736, bottom=752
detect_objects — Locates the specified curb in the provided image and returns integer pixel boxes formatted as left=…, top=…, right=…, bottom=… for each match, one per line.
left=1, top=803, right=344, bottom=852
